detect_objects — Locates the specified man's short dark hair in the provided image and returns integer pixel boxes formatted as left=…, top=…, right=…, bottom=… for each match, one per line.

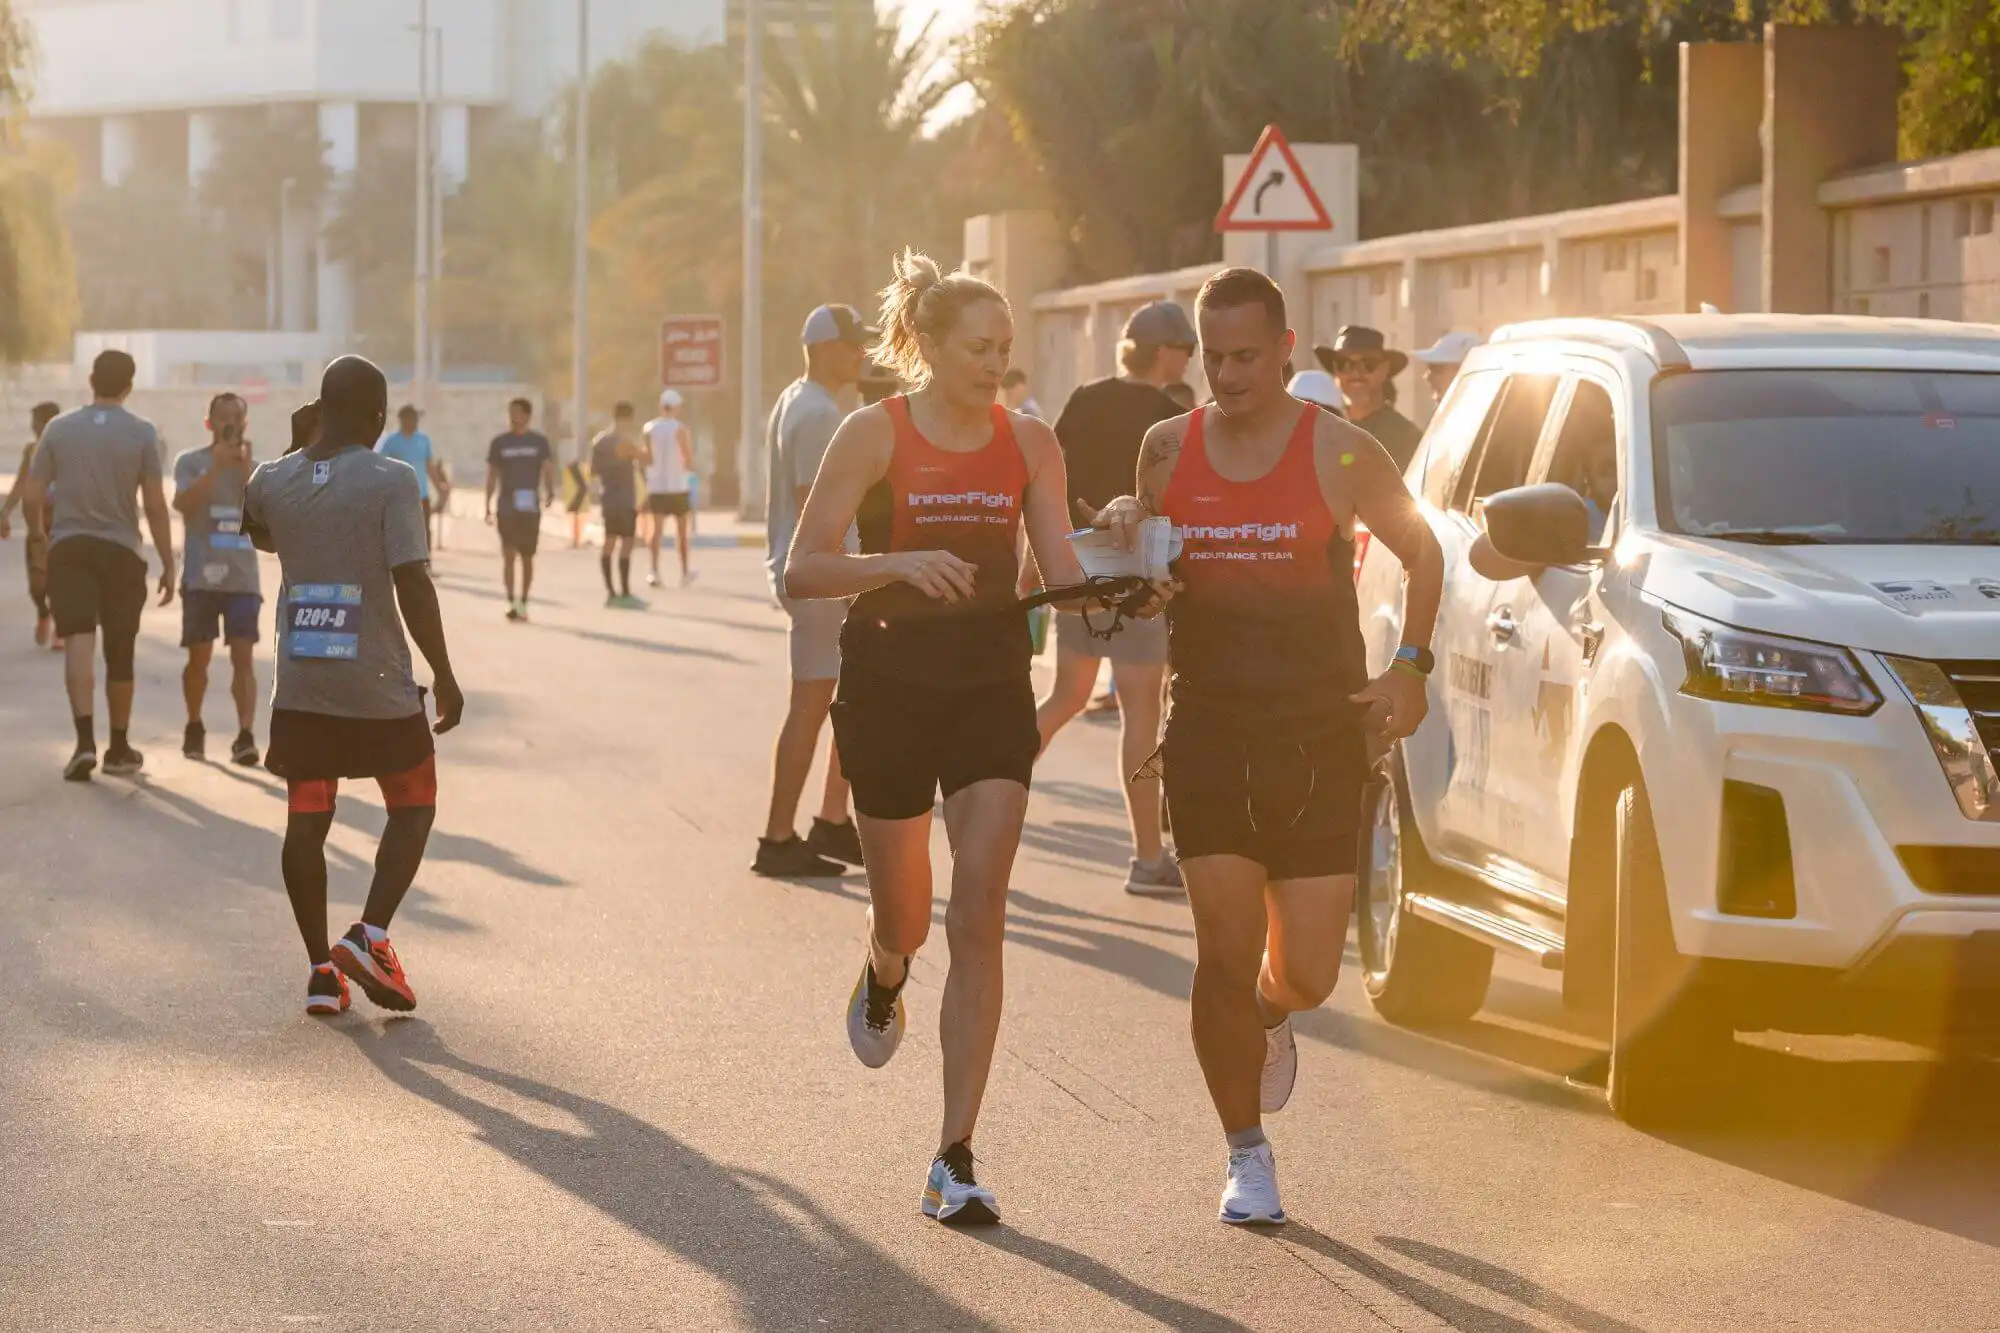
left=30, top=401, right=60, bottom=432
left=613, top=400, right=635, bottom=420
left=320, top=355, right=389, bottom=446
left=397, top=403, right=420, bottom=421
left=1196, top=268, right=1287, bottom=334
left=1000, top=369, right=1029, bottom=390
left=207, top=391, right=245, bottom=419
left=89, top=350, right=137, bottom=399
left=509, top=397, right=533, bottom=417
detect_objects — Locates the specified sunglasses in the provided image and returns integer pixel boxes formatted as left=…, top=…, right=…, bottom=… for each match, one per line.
left=1334, top=355, right=1388, bottom=374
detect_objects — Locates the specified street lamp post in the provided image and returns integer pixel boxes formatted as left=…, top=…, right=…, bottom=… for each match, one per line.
left=413, top=0, right=431, bottom=411
left=572, top=0, right=591, bottom=465
left=738, top=0, right=763, bottom=519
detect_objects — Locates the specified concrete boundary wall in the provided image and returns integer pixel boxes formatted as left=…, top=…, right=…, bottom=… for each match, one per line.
left=982, top=24, right=2000, bottom=426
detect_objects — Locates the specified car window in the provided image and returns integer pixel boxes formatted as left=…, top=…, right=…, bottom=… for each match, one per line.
left=1452, top=373, right=1560, bottom=513
left=1538, top=379, right=1619, bottom=541
left=1418, top=369, right=1503, bottom=507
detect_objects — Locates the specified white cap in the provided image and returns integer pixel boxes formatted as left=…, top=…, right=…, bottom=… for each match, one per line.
left=659, top=388, right=684, bottom=410
left=1413, top=330, right=1482, bottom=365
left=1287, top=369, right=1343, bottom=410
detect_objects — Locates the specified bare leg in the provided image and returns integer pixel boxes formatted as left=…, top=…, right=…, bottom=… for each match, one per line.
left=936, top=778, right=1028, bottom=1151
left=1258, top=875, right=1352, bottom=1022
left=182, top=639, right=213, bottom=725
left=764, top=677, right=836, bottom=841
left=816, top=736, right=851, bottom=824
left=675, top=511, right=692, bottom=578
left=1110, top=661, right=1167, bottom=861
left=519, top=553, right=536, bottom=605
left=64, top=631, right=97, bottom=724
left=647, top=510, right=663, bottom=579
left=1184, top=855, right=1272, bottom=1135
left=1033, top=639, right=1099, bottom=753
left=228, top=639, right=258, bottom=732
left=858, top=810, right=934, bottom=989
left=107, top=677, right=135, bottom=731
left=502, top=548, right=518, bottom=604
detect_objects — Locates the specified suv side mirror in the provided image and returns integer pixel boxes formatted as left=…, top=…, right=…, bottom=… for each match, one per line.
left=1483, top=483, right=1600, bottom=567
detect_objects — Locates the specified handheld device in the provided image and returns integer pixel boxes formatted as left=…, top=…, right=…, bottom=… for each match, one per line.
left=1066, top=515, right=1181, bottom=583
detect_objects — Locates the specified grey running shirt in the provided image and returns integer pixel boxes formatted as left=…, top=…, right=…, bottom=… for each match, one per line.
left=28, top=403, right=162, bottom=554
left=245, top=447, right=430, bottom=719
left=174, top=446, right=261, bottom=595
left=763, top=378, right=843, bottom=594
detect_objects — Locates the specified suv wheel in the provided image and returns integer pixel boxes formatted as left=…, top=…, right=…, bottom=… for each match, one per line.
left=1357, top=763, right=1494, bottom=1026
left=1607, top=782, right=1733, bottom=1126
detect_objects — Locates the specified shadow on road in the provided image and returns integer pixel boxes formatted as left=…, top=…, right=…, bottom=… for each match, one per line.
left=544, top=623, right=747, bottom=664
left=344, top=1020, right=995, bottom=1331
left=1374, top=1234, right=1648, bottom=1333
left=957, top=1227, right=1255, bottom=1332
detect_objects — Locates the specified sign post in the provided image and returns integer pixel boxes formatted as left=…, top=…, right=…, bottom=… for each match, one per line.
left=1215, top=124, right=1335, bottom=278
left=660, top=316, right=727, bottom=393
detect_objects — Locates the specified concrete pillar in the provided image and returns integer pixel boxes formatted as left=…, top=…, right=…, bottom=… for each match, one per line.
left=962, top=210, right=1065, bottom=379
left=187, top=110, right=220, bottom=189
left=1680, top=41, right=1764, bottom=312
left=1762, top=24, right=1900, bottom=314
left=100, top=115, right=137, bottom=187
left=437, top=103, right=470, bottom=190
left=280, top=185, right=313, bottom=333
left=315, top=101, right=360, bottom=341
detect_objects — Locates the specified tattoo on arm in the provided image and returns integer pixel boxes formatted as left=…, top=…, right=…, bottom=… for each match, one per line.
left=1137, top=424, right=1184, bottom=515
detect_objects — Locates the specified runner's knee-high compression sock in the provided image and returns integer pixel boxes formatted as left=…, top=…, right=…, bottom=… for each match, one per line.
left=618, top=554, right=632, bottom=597
left=281, top=811, right=336, bottom=965
left=361, top=806, right=436, bottom=929
left=600, top=551, right=616, bottom=596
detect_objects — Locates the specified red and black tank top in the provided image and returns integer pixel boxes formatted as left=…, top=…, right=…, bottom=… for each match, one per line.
left=843, top=396, right=1031, bottom=684
left=1160, top=402, right=1366, bottom=721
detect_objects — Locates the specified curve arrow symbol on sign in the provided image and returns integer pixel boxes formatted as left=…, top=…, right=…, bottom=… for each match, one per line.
left=1253, top=170, right=1284, bottom=215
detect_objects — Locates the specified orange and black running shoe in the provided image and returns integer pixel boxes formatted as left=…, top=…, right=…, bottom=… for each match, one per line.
left=331, top=924, right=417, bottom=1012
left=306, top=962, right=350, bottom=1016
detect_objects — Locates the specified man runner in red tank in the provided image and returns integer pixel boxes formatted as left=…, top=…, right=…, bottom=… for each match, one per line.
left=1102, top=269, right=1444, bottom=1225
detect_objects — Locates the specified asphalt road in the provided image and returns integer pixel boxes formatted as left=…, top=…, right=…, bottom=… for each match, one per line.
left=2, top=519, right=1996, bottom=1331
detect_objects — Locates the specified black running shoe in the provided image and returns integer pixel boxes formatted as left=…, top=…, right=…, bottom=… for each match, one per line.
left=182, top=721, right=206, bottom=761
left=63, top=747, right=96, bottom=782
left=230, top=730, right=260, bottom=767
left=807, top=816, right=865, bottom=867
left=752, top=835, right=844, bottom=878
left=101, top=745, right=144, bottom=778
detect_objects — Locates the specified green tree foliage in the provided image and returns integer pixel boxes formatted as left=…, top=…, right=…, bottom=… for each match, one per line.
left=970, top=0, right=1696, bottom=281
left=0, top=0, right=77, bottom=362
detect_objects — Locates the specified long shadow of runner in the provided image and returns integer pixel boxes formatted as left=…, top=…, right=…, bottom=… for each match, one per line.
left=344, top=1020, right=995, bottom=1331
left=1374, top=1236, right=1648, bottom=1333
left=1267, top=1223, right=1549, bottom=1333
left=957, top=1228, right=1255, bottom=1333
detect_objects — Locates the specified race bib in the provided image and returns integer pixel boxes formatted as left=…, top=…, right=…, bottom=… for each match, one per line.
left=513, top=488, right=537, bottom=512
left=209, top=505, right=253, bottom=550
left=202, top=562, right=230, bottom=587
left=287, top=584, right=362, bottom=660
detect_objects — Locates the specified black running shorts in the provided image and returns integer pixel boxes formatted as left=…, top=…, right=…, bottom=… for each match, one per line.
left=602, top=506, right=638, bottom=541
left=647, top=492, right=691, bottom=517
left=265, top=706, right=435, bottom=782
left=831, top=661, right=1039, bottom=821
left=1161, top=709, right=1369, bottom=881
left=47, top=535, right=147, bottom=643
left=497, top=510, right=541, bottom=557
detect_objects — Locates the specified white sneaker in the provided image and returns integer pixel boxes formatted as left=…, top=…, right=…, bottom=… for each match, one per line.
left=1124, top=854, right=1185, bottom=897
left=923, top=1146, right=999, bottom=1225
left=1220, top=1141, right=1285, bottom=1226
left=845, top=956, right=906, bottom=1068
left=1260, top=1016, right=1298, bottom=1113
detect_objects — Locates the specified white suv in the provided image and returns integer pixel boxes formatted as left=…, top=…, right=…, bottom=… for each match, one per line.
left=1353, top=313, right=2000, bottom=1124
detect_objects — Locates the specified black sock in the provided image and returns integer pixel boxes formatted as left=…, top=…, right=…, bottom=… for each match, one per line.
left=73, top=715, right=94, bottom=750
left=601, top=552, right=615, bottom=595
left=110, top=727, right=128, bottom=752
left=618, top=555, right=632, bottom=597
left=282, top=811, right=336, bottom=965
left=362, top=805, right=436, bottom=928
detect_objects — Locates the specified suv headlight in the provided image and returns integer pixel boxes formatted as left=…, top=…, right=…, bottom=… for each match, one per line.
left=1663, top=609, right=1880, bottom=715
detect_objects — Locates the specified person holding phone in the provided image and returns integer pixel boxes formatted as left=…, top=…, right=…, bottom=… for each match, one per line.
left=244, top=357, right=466, bottom=1017
left=172, top=392, right=263, bottom=765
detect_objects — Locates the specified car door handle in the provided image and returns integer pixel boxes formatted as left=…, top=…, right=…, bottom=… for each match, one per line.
left=1487, top=608, right=1518, bottom=641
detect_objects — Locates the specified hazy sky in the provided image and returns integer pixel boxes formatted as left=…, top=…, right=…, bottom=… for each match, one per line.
left=897, top=0, right=986, bottom=126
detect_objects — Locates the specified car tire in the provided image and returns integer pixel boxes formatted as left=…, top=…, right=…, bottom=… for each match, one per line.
left=1357, top=759, right=1494, bottom=1027
left=1607, top=782, right=1733, bottom=1127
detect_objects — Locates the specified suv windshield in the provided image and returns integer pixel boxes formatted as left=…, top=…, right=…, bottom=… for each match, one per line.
left=1653, top=369, right=2000, bottom=544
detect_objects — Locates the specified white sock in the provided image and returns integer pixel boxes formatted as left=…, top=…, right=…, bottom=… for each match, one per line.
left=360, top=922, right=389, bottom=944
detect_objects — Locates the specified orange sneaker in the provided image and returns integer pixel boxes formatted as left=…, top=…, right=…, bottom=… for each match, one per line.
left=331, top=924, right=417, bottom=1012
left=306, top=962, right=350, bottom=1016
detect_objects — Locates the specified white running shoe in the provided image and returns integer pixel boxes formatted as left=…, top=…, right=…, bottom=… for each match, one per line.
left=922, top=1145, right=999, bottom=1225
left=1260, top=1016, right=1298, bottom=1113
left=1219, top=1141, right=1285, bottom=1226
left=845, top=956, right=906, bottom=1068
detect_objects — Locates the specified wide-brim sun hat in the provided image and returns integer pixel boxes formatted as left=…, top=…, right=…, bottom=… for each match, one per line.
left=1312, top=325, right=1409, bottom=378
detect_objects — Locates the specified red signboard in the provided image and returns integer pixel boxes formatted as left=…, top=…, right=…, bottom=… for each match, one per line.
left=660, top=316, right=726, bottom=391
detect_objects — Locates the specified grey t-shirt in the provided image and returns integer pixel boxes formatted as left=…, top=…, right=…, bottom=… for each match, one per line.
left=763, top=378, right=844, bottom=593
left=591, top=428, right=638, bottom=512
left=28, top=403, right=162, bottom=554
left=173, top=446, right=261, bottom=596
left=244, top=447, right=430, bottom=720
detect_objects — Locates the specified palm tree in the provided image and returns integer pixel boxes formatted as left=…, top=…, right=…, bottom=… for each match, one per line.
left=0, top=0, right=75, bottom=362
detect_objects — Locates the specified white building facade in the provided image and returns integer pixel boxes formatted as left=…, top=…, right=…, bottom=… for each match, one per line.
left=20, top=0, right=726, bottom=365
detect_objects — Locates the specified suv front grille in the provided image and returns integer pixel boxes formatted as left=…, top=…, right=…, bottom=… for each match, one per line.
left=1940, top=660, right=2000, bottom=760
